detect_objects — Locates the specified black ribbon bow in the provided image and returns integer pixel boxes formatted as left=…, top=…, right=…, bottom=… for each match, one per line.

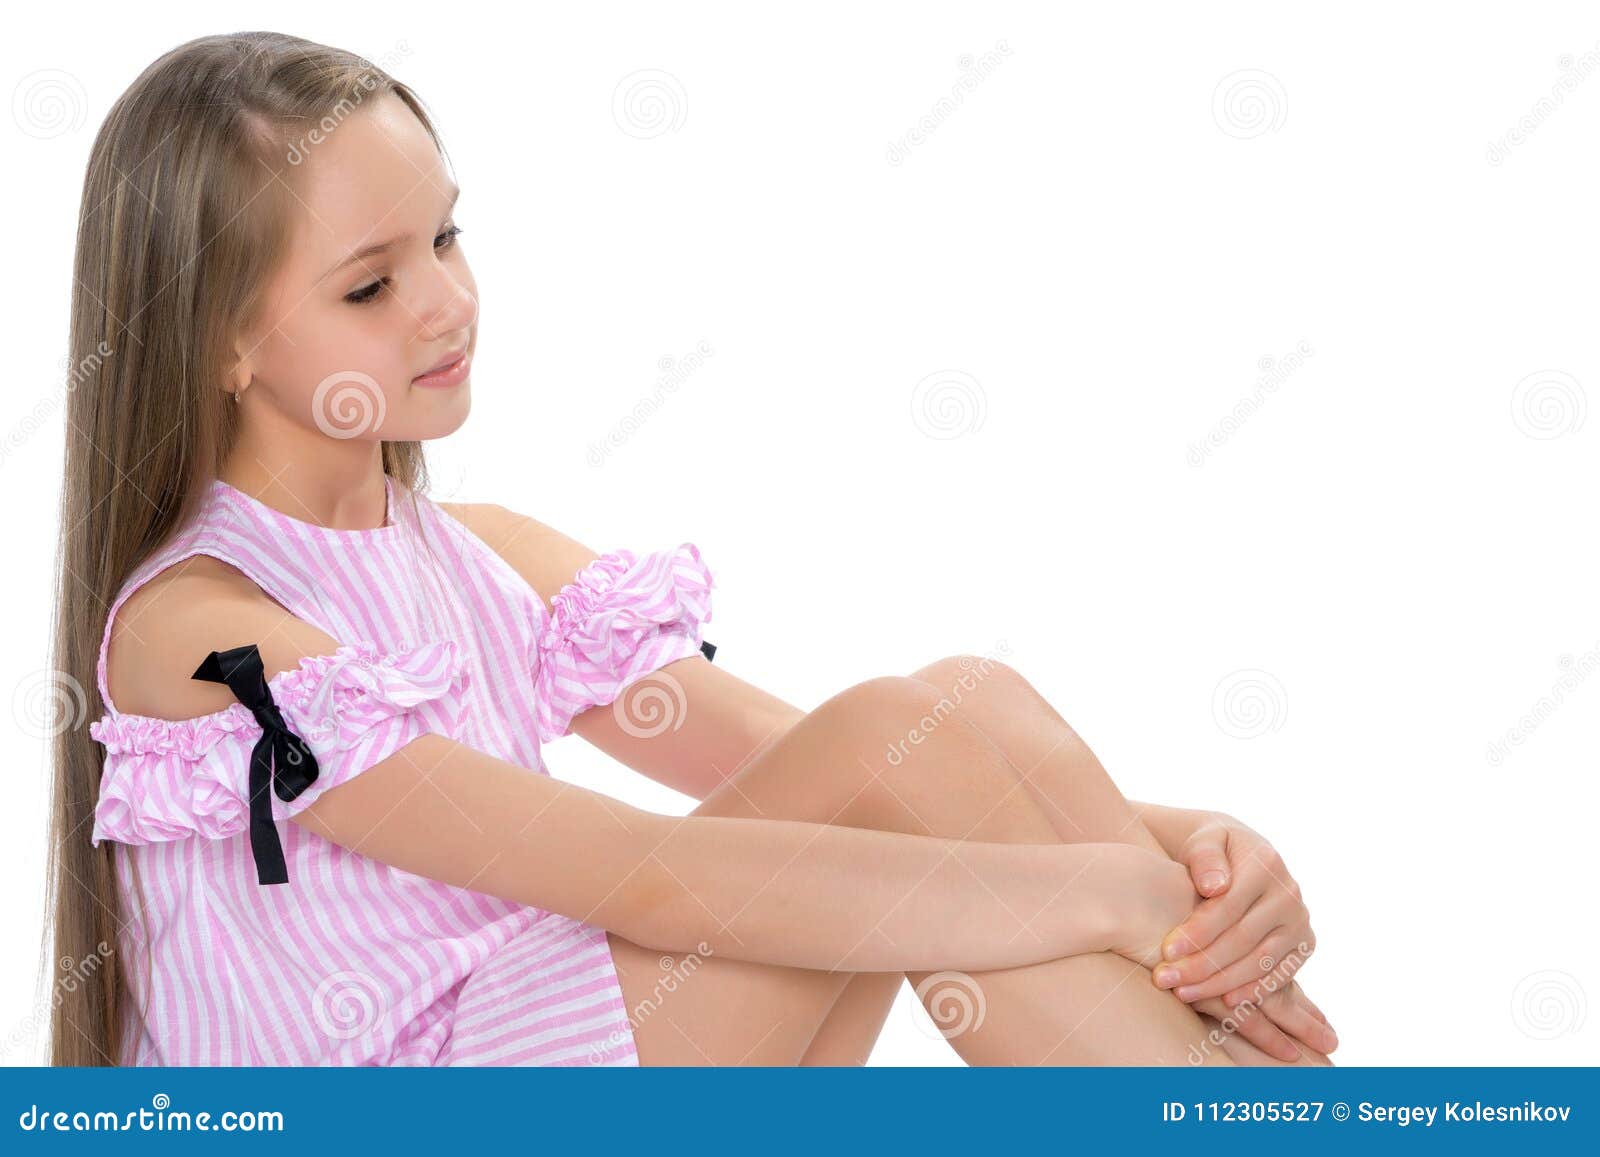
left=192, top=643, right=321, bottom=886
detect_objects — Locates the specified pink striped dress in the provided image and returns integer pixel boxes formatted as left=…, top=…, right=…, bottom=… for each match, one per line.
left=88, top=472, right=715, bottom=1066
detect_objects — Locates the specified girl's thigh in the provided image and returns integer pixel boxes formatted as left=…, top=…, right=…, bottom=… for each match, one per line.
left=605, top=932, right=853, bottom=1065
left=603, top=675, right=947, bottom=1066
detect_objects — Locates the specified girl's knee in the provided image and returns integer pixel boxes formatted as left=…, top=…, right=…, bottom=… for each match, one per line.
left=772, top=675, right=1066, bottom=844
left=813, top=674, right=944, bottom=721
left=815, top=676, right=998, bottom=770
left=908, top=654, right=1058, bottom=717
left=909, top=652, right=1014, bottom=688
left=909, top=654, right=1087, bottom=749
left=812, top=676, right=1041, bottom=830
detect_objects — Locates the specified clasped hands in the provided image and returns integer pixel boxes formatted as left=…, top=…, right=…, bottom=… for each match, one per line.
left=1150, top=812, right=1337, bottom=1062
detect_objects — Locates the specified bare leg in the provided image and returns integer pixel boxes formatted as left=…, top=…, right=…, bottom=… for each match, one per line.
left=604, top=675, right=1239, bottom=1065
left=795, top=967, right=899, bottom=1065
left=800, top=655, right=1331, bottom=1066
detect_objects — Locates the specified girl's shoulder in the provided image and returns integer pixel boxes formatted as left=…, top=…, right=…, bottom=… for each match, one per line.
left=433, top=500, right=600, bottom=609
left=90, top=544, right=474, bottom=858
left=103, top=553, right=341, bottom=720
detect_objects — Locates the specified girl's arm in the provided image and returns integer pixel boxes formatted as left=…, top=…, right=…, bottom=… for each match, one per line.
left=569, top=657, right=806, bottom=802
left=298, top=740, right=1189, bottom=973
left=113, top=565, right=1191, bottom=976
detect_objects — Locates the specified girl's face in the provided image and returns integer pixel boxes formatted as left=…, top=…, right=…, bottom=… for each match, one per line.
left=231, top=91, right=477, bottom=443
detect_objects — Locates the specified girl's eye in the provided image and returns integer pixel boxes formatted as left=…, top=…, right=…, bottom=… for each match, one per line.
left=344, top=279, right=386, bottom=305
left=343, top=225, right=466, bottom=306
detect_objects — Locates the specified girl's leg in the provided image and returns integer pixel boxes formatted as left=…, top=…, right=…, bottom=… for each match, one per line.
left=604, top=675, right=1240, bottom=1066
left=800, top=655, right=1331, bottom=1066
left=794, top=970, right=901, bottom=1065
left=905, top=653, right=1185, bottom=849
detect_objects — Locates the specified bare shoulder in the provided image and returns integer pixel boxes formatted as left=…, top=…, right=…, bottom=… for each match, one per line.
left=435, top=500, right=600, bottom=607
left=105, top=554, right=341, bottom=720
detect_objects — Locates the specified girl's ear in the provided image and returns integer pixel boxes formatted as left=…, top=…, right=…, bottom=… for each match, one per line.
left=227, top=338, right=256, bottom=398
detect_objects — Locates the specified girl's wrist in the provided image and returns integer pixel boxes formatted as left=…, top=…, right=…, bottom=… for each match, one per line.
left=1086, top=842, right=1196, bottom=965
left=1076, top=842, right=1170, bottom=955
left=1130, top=800, right=1211, bottom=858
left=1017, top=843, right=1140, bottom=961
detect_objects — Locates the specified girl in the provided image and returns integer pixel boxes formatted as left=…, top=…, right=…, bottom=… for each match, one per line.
left=47, top=31, right=1336, bottom=1067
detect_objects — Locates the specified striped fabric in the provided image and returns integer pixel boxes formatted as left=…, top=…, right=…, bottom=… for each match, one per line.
left=87, top=473, right=714, bottom=1066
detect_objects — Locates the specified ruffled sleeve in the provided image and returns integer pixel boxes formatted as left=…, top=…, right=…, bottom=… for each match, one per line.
left=89, top=639, right=470, bottom=848
left=532, top=542, right=714, bottom=743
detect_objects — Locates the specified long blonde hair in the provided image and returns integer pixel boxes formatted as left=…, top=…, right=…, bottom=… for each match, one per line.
left=47, top=31, right=448, bottom=1066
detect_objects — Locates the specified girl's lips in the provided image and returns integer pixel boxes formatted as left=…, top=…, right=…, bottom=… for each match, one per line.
left=413, top=350, right=471, bottom=388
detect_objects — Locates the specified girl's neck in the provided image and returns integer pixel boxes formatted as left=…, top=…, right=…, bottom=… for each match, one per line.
left=217, top=447, right=389, bottom=533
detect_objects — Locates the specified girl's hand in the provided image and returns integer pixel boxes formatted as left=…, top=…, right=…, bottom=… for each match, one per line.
left=1150, top=815, right=1319, bottom=1005
left=1190, top=981, right=1338, bottom=1061
left=1102, top=845, right=1201, bottom=970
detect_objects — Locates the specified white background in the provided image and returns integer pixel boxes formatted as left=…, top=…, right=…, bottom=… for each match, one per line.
left=4, top=2, right=1597, bottom=1066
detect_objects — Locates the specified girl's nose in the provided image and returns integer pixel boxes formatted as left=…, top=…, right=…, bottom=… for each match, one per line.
left=421, top=276, right=478, bottom=341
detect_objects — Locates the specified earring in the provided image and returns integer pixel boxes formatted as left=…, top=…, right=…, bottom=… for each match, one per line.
left=234, top=382, right=247, bottom=404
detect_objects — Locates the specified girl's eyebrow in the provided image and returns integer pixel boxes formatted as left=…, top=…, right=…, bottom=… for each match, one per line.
left=317, top=182, right=461, bottom=282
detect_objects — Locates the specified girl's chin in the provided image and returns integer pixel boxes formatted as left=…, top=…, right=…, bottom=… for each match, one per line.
left=411, top=399, right=473, bottom=440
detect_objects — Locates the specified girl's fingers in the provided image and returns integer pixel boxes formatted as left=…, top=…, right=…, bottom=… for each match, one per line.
left=1181, top=824, right=1233, bottom=897
left=1153, top=899, right=1277, bottom=989
left=1262, top=988, right=1339, bottom=1053
left=1296, top=987, right=1332, bottom=1027
left=1160, top=884, right=1259, bottom=961
left=1225, top=975, right=1320, bottom=1013
left=1171, top=929, right=1297, bottom=1003
left=1193, top=996, right=1300, bottom=1062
